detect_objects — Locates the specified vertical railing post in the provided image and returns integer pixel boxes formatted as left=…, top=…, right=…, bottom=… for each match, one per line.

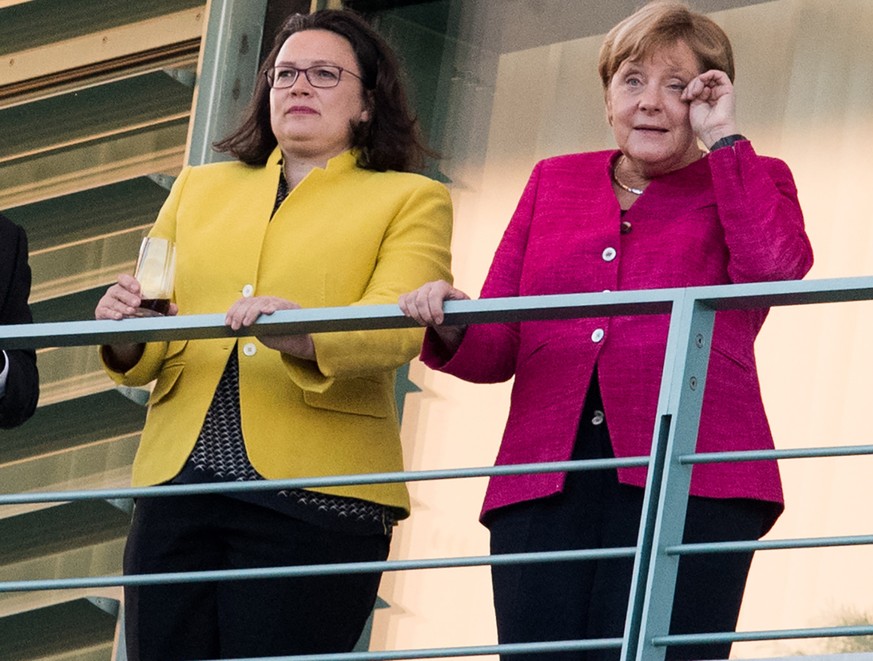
left=114, top=604, right=128, bottom=661
left=621, top=290, right=716, bottom=661
left=187, top=0, right=269, bottom=166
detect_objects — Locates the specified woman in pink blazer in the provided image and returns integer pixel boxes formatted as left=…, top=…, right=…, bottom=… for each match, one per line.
left=401, top=2, right=812, bottom=660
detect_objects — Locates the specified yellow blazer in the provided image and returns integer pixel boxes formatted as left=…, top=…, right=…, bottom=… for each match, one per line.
left=105, top=149, right=453, bottom=514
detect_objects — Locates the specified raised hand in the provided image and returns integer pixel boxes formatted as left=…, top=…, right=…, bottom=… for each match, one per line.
left=682, top=69, right=739, bottom=149
left=95, top=273, right=179, bottom=320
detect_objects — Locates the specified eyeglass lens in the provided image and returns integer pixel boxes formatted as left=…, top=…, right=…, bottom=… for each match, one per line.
left=269, top=66, right=342, bottom=88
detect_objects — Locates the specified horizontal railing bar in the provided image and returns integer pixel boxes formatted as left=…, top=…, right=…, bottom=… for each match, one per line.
left=653, top=623, right=873, bottom=647
left=0, top=547, right=637, bottom=593
left=3, top=276, right=873, bottom=351
left=214, top=636, right=623, bottom=661
left=681, top=444, right=873, bottom=464
left=0, top=289, right=680, bottom=350
left=0, top=456, right=650, bottom=506
left=438, top=289, right=677, bottom=325
left=692, top=275, right=873, bottom=310
left=666, top=534, right=873, bottom=556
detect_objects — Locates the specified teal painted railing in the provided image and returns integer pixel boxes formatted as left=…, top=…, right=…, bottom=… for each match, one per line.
left=3, top=276, right=873, bottom=660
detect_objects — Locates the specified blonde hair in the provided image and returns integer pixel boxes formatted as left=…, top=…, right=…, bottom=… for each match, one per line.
left=598, top=1, right=734, bottom=89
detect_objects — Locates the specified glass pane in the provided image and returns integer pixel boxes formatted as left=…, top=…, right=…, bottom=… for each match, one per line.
left=361, top=0, right=873, bottom=657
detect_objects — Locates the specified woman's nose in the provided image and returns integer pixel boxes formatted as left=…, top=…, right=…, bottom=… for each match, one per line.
left=638, top=83, right=662, bottom=111
left=288, top=73, right=313, bottom=94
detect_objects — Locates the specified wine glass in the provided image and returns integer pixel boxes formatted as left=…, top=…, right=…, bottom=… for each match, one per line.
left=133, top=237, right=176, bottom=316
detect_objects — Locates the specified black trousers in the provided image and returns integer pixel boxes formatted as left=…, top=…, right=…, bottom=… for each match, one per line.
left=488, top=381, right=773, bottom=661
left=123, top=493, right=390, bottom=661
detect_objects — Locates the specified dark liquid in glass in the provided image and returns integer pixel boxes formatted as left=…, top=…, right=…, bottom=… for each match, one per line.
left=139, top=299, right=170, bottom=315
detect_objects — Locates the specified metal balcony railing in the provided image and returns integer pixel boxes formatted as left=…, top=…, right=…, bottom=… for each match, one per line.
left=2, top=276, right=873, bottom=661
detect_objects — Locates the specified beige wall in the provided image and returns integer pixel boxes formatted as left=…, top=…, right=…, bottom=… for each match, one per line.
left=373, top=0, right=873, bottom=658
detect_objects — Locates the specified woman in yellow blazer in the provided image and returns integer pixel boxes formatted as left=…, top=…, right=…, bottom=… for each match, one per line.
left=95, top=9, right=452, bottom=660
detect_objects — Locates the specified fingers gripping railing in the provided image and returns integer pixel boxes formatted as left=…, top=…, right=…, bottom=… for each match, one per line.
left=3, top=276, right=873, bottom=661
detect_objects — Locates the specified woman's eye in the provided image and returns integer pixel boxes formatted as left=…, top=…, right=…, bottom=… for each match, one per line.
left=276, top=69, right=295, bottom=79
left=312, top=67, right=340, bottom=82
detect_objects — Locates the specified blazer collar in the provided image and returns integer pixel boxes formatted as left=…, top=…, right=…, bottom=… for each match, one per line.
left=269, top=147, right=360, bottom=178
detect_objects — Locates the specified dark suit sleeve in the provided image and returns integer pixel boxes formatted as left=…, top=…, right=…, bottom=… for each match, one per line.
left=0, top=216, right=39, bottom=428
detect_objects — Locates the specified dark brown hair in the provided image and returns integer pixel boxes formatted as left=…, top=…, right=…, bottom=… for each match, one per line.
left=598, top=1, right=734, bottom=89
left=214, top=9, right=431, bottom=172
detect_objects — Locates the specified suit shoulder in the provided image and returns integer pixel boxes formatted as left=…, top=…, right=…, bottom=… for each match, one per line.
left=356, top=168, right=450, bottom=198
left=524, top=151, right=614, bottom=188
left=186, top=159, right=255, bottom=178
left=0, top=214, right=25, bottom=243
left=363, top=168, right=445, bottom=185
left=167, top=160, right=264, bottom=196
left=538, top=150, right=614, bottom=171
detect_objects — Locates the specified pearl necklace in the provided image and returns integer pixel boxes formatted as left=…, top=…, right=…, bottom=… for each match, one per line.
left=612, top=156, right=645, bottom=195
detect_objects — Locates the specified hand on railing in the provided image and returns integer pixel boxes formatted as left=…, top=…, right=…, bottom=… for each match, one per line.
left=399, top=279, right=471, bottom=353
left=225, top=295, right=316, bottom=360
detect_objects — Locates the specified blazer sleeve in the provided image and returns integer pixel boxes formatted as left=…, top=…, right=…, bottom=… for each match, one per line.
left=0, top=220, right=39, bottom=428
left=421, top=161, right=544, bottom=383
left=285, top=176, right=454, bottom=390
left=709, top=140, right=813, bottom=283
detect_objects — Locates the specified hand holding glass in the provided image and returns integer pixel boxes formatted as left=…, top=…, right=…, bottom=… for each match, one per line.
left=133, top=237, right=176, bottom=316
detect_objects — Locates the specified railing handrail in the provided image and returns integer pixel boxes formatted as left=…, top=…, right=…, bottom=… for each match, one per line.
left=3, top=274, right=873, bottom=661
left=2, top=275, right=872, bottom=350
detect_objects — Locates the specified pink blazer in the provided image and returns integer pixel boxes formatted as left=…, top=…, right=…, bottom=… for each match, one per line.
left=422, top=142, right=813, bottom=521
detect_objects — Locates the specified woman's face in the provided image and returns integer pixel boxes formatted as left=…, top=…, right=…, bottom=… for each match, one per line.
left=605, top=40, right=703, bottom=177
left=269, top=29, right=370, bottom=164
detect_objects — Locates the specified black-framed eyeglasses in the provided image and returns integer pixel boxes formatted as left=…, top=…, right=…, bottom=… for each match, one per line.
left=265, top=65, right=363, bottom=89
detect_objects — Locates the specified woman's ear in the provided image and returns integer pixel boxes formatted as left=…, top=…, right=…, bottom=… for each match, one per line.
left=360, top=90, right=375, bottom=123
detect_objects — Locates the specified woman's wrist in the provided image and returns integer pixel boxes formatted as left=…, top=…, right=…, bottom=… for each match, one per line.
left=263, top=334, right=317, bottom=361
left=707, top=133, right=747, bottom=151
left=433, top=324, right=466, bottom=357
left=101, top=343, right=145, bottom=373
